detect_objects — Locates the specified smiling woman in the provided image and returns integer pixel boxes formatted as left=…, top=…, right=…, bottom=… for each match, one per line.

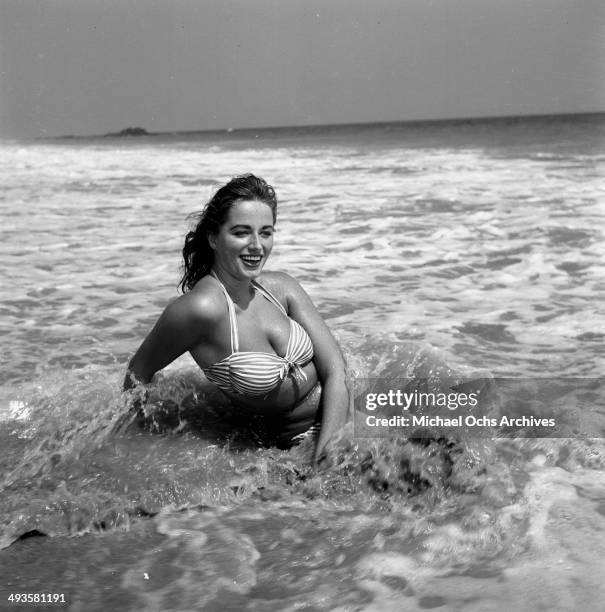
left=208, top=199, right=275, bottom=277
left=123, top=174, right=349, bottom=464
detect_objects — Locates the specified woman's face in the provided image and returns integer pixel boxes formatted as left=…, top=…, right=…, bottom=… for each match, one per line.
left=209, top=199, right=275, bottom=280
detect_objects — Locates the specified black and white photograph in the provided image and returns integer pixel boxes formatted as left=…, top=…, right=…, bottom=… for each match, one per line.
left=1, top=1, right=604, bottom=610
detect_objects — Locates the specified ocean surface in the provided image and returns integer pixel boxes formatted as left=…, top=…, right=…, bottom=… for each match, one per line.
left=1, top=114, right=604, bottom=611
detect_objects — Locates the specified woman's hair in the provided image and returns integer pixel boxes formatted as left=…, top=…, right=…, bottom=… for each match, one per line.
left=179, top=174, right=277, bottom=292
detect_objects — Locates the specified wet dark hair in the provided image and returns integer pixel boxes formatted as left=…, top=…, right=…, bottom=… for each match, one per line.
left=179, top=174, right=277, bottom=292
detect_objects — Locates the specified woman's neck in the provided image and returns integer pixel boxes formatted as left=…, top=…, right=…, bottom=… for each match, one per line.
left=211, top=268, right=255, bottom=307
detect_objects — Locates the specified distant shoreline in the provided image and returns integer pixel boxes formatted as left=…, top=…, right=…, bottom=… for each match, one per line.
left=49, top=111, right=605, bottom=141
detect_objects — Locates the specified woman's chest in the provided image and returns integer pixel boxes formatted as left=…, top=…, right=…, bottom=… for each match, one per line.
left=235, top=297, right=292, bottom=356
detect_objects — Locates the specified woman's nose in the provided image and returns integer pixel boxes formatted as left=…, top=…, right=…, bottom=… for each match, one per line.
left=248, top=233, right=261, bottom=250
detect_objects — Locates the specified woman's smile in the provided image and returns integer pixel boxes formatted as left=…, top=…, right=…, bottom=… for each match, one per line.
left=240, top=253, right=263, bottom=268
left=210, top=199, right=275, bottom=280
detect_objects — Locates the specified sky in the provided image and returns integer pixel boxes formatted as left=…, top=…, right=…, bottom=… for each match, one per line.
left=1, top=0, right=604, bottom=138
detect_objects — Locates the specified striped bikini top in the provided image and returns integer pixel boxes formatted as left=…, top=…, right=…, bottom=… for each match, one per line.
left=203, top=273, right=314, bottom=397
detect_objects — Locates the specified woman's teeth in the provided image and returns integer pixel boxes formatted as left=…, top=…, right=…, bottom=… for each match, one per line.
left=241, top=255, right=262, bottom=266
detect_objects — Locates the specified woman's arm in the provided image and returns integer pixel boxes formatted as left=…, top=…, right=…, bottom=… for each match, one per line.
left=275, top=273, right=351, bottom=466
left=123, top=292, right=214, bottom=391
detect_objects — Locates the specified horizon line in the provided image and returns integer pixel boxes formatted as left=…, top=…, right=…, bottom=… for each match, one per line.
left=28, top=109, right=605, bottom=141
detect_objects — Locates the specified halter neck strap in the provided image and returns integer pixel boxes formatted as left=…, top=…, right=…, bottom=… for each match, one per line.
left=210, top=271, right=239, bottom=353
left=210, top=271, right=289, bottom=354
left=251, top=280, right=287, bottom=315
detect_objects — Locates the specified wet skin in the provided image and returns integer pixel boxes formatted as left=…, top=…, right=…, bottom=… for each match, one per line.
left=125, top=199, right=349, bottom=458
left=188, top=200, right=321, bottom=440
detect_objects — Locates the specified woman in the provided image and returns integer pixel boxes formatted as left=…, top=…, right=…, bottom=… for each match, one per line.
left=124, top=174, right=349, bottom=465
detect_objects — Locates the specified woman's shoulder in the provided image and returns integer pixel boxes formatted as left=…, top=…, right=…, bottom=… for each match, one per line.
left=164, top=276, right=226, bottom=325
left=257, top=271, right=311, bottom=311
left=257, top=270, right=302, bottom=298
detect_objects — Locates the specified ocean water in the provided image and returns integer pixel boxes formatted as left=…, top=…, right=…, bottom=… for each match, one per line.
left=1, top=115, right=604, bottom=611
